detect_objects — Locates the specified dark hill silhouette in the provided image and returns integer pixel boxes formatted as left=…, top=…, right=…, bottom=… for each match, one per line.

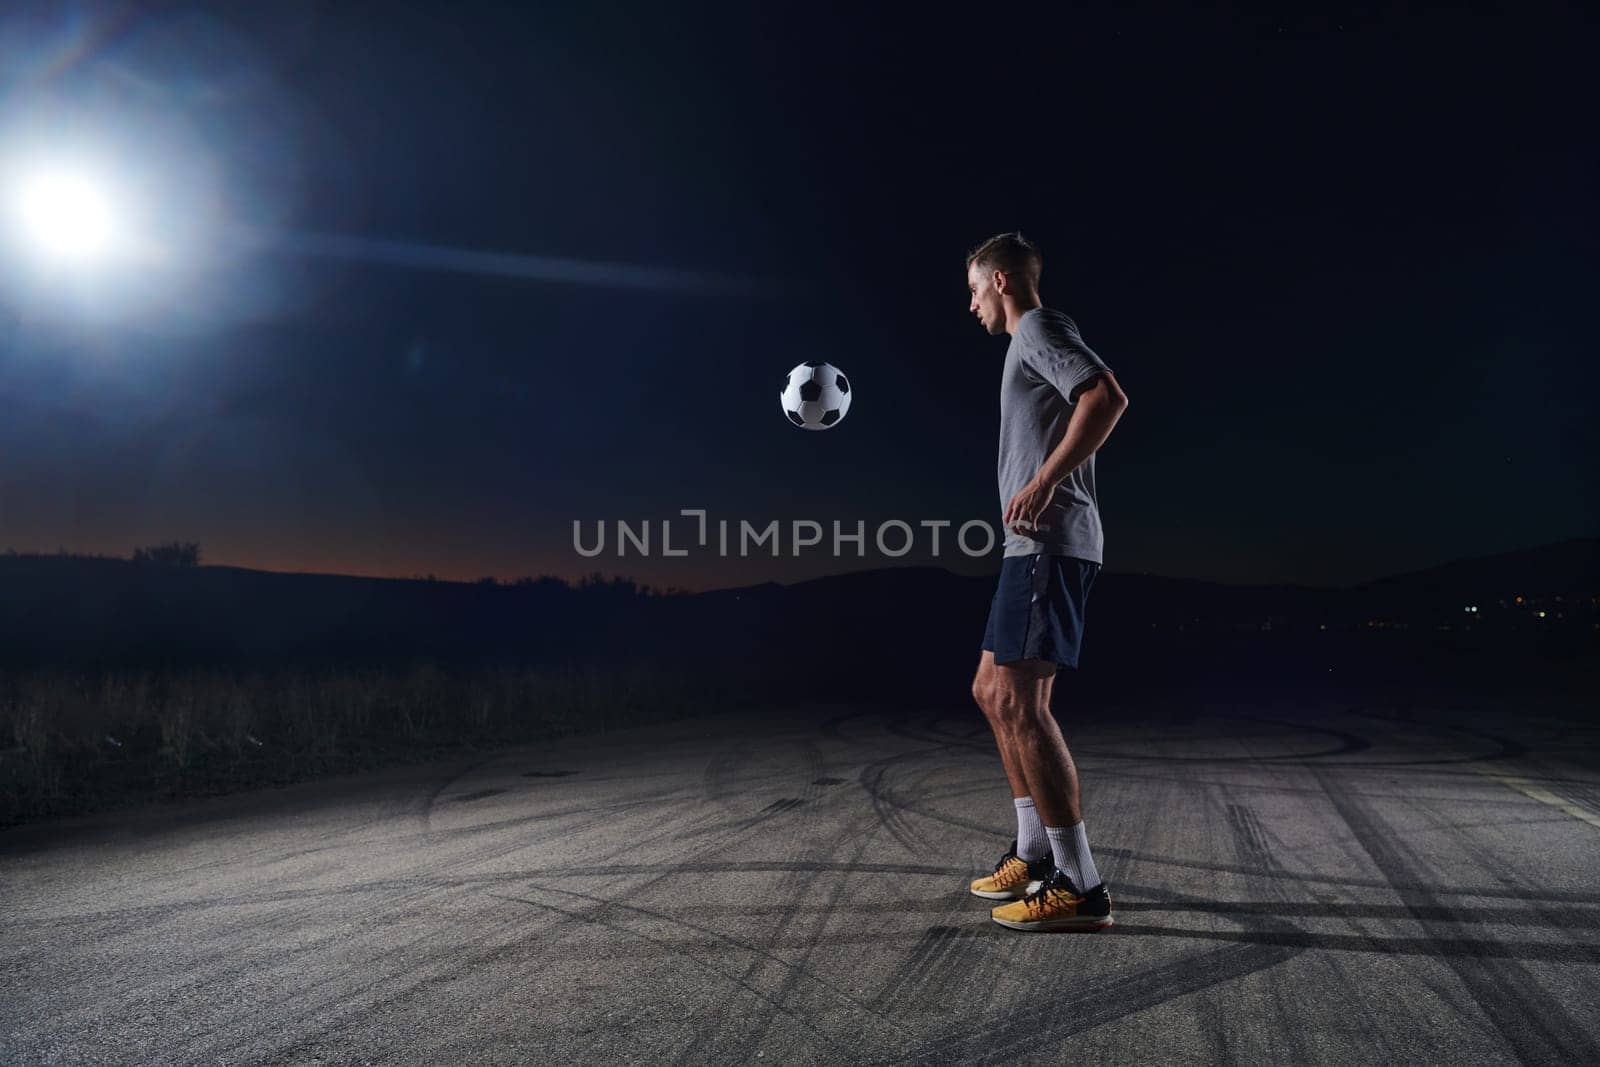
left=1, top=537, right=1592, bottom=699
left=1356, top=536, right=1598, bottom=592
left=1, top=540, right=1593, bottom=825
left=1352, top=536, right=1598, bottom=621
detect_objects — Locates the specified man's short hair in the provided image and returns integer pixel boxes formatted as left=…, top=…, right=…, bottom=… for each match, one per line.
left=966, top=231, right=1042, bottom=290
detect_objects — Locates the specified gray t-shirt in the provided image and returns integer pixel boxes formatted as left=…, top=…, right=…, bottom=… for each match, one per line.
left=998, top=307, right=1115, bottom=562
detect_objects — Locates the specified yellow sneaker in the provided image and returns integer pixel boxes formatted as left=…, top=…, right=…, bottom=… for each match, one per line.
left=968, top=839, right=1053, bottom=900
left=990, top=867, right=1114, bottom=932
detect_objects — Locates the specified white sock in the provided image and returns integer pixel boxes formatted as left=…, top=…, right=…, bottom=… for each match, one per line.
left=1014, top=797, right=1049, bottom=862
left=1046, top=822, right=1102, bottom=891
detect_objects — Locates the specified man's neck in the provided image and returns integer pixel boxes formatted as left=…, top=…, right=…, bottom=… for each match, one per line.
left=1003, top=297, right=1043, bottom=336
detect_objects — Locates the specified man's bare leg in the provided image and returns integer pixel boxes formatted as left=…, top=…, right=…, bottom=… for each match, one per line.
left=972, top=651, right=1053, bottom=872
left=989, top=657, right=1104, bottom=893
left=971, top=651, right=1030, bottom=798
left=993, top=661, right=1081, bottom=827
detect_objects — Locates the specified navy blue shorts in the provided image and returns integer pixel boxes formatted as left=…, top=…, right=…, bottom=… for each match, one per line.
left=982, top=553, right=1101, bottom=669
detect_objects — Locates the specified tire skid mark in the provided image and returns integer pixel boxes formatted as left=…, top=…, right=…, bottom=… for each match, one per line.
left=852, top=733, right=1109, bottom=855
left=407, top=784, right=703, bottom=847
left=672, top=722, right=929, bottom=1062
left=1415, top=778, right=1600, bottom=953
left=1074, top=714, right=1375, bottom=764
left=369, top=794, right=676, bottom=904
left=150, top=866, right=449, bottom=1025
left=15, top=702, right=1600, bottom=1064
left=890, top=940, right=1298, bottom=1065
left=726, top=806, right=900, bottom=1061
left=185, top=749, right=807, bottom=1061
left=11, top=794, right=697, bottom=1048
left=1350, top=705, right=1528, bottom=762
left=859, top=745, right=952, bottom=856
left=860, top=756, right=928, bottom=854
left=846, top=761, right=1600, bottom=904
left=174, top=887, right=518, bottom=1063
left=481, top=732, right=856, bottom=1063
left=195, top=901, right=571, bottom=1064
left=885, top=726, right=1315, bottom=1061
left=461, top=899, right=840, bottom=1064
left=2, top=860, right=972, bottom=932
left=1196, top=715, right=1317, bottom=1065
left=818, top=707, right=885, bottom=744
left=870, top=925, right=983, bottom=1011
left=494, top=880, right=915, bottom=1042
left=1076, top=761, right=1600, bottom=799
left=210, top=786, right=667, bottom=873
left=451, top=788, right=507, bottom=803
left=884, top=715, right=971, bottom=750
left=1310, top=765, right=1600, bottom=1064
left=403, top=758, right=729, bottom=889
left=919, top=708, right=993, bottom=747
left=673, top=737, right=830, bottom=842
left=793, top=737, right=828, bottom=804
left=869, top=925, right=956, bottom=1010
left=24, top=841, right=1600, bottom=936
left=1087, top=921, right=1600, bottom=963
left=1229, top=706, right=1413, bottom=1061
left=668, top=803, right=889, bottom=1065
left=729, top=710, right=1036, bottom=1062
left=1219, top=800, right=1322, bottom=1064
left=1122, top=897, right=1600, bottom=931
left=118, top=784, right=419, bottom=882
left=40, top=873, right=456, bottom=1060
left=418, top=754, right=505, bottom=829
left=684, top=733, right=826, bottom=840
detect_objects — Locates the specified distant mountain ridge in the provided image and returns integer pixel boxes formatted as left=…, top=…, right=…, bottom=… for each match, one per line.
left=0, top=537, right=1592, bottom=670
left=1351, top=536, right=1598, bottom=595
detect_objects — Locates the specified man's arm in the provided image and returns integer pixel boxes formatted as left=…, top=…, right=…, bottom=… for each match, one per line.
left=1003, top=371, right=1130, bottom=531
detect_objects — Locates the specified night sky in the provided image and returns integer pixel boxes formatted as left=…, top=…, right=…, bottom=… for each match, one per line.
left=1, top=3, right=1594, bottom=590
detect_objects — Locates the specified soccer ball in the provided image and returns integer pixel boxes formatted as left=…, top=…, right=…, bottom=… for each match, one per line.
left=780, top=361, right=852, bottom=430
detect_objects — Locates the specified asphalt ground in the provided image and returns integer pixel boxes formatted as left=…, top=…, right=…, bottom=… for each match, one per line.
left=4, top=698, right=1599, bottom=1064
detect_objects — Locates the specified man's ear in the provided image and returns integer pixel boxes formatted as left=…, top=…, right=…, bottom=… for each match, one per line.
left=992, top=269, right=1008, bottom=295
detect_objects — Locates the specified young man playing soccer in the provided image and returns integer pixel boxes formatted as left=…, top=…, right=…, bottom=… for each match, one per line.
left=964, top=231, right=1129, bottom=931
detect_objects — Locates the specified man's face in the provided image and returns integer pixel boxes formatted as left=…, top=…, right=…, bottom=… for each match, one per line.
left=967, top=261, right=1006, bottom=336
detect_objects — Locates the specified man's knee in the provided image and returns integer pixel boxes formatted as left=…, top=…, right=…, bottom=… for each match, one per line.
left=971, top=674, right=993, bottom=714
left=972, top=652, right=999, bottom=715
left=988, top=686, right=1036, bottom=732
left=991, top=661, right=1055, bottom=733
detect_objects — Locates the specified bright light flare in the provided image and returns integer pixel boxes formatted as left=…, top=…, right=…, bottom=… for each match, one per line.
left=6, top=164, right=124, bottom=267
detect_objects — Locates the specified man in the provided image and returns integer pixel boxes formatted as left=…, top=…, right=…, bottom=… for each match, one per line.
left=964, top=231, right=1129, bottom=931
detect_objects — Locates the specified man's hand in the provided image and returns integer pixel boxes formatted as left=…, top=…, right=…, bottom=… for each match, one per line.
left=1004, top=475, right=1054, bottom=536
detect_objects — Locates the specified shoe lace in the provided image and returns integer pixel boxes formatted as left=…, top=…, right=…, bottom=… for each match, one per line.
left=1022, top=870, right=1077, bottom=913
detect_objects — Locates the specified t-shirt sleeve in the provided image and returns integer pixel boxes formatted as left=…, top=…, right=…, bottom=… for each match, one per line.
left=1020, top=314, right=1113, bottom=402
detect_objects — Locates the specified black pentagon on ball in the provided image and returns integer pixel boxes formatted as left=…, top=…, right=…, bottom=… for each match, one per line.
left=786, top=409, right=805, bottom=426
left=836, top=373, right=849, bottom=393
left=803, top=360, right=825, bottom=368
left=799, top=380, right=822, bottom=402
left=820, top=409, right=840, bottom=426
